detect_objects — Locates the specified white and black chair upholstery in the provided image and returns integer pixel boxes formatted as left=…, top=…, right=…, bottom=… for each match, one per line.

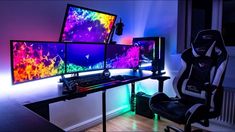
left=149, top=30, right=228, bottom=132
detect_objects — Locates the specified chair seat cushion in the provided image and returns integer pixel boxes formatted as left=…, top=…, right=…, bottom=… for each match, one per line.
left=150, top=101, right=192, bottom=124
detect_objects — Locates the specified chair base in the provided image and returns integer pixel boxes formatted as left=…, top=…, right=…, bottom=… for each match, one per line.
left=164, top=125, right=184, bottom=132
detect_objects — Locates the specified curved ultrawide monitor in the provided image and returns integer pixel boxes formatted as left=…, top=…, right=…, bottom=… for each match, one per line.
left=11, top=41, right=66, bottom=84
left=106, top=44, right=140, bottom=69
left=66, top=43, right=105, bottom=73
left=60, top=4, right=117, bottom=43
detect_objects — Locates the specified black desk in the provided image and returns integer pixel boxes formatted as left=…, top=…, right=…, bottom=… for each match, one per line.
left=24, top=70, right=153, bottom=132
left=0, top=98, right=64, bottom=132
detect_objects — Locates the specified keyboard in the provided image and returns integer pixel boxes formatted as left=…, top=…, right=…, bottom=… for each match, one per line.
left=62, top=74, right=139, bottom=91
left=64, top=74, right=113, bottom=87
left=77, top=77, right=112, bottom=87
left=111, top=75, right=138, bottom=80
left=63, top=73, right=102, bottom=82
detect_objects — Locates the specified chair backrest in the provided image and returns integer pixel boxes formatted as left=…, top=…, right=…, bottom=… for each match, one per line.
left=173, top=30, right=228, bottom=116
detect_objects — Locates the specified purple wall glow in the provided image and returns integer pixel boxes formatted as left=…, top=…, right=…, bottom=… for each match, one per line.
left=0, top=1, right=66, bottom=75
left=0, top=0, right=178, bottom=80
left=0, top=0, right=179, bottom=98
left=0, top=0, right=179, bottom=130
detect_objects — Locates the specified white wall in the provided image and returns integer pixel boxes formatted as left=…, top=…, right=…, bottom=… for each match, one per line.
left=223, top=48, right=235, bottom=89
left=210, top=0, right=235, bottom=89
left=0, top=0, right=179, bottom=130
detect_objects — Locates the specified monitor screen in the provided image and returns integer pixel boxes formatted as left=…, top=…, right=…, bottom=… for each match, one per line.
left=133, top=37, right=165, bottom=71
left=66, top=43, right=105, bottom=73
left=60, top=4, right=116, bottom=43
left=106, top=45, right=140, bottom=69
left=11, top=41, right=65, bottom=84
left=133, top=40, right=155, bottom=66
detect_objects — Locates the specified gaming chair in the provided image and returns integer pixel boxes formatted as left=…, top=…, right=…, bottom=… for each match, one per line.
left=149, top=30, right=228, bottom=132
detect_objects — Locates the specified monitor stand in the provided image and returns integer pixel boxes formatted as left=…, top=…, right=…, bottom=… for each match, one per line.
left=72, top=72, right=79, bottom=77
left=102, top=69, right=111, bottom=79
left=59, top=72, right=80, bottom=83
left=60, top=74, right=76, bottom=94
left=133, top=68, right=138, bottom=72
left=151, top=60, right=165, bottom=76
left=152, top=69, right=165, bottom=76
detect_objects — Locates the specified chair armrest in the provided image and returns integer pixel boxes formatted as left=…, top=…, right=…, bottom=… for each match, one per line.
left=204, top=83, right=217, bottom=93
left=149, top=92, right=170, bottom=105
left=185, top=103, right=209, bottom=124
left=204, top=84, right=217, bottom=106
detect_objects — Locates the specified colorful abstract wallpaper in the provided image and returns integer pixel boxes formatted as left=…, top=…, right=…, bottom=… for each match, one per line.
left=106, top=45, right=140, bottom=69
left=61, top=5, right=116, bottom=43
left=12, top=41, right=65, bottom=84
left=133, top=40, right=155, bottom=65
left=66, top=43, right=105, bottom=73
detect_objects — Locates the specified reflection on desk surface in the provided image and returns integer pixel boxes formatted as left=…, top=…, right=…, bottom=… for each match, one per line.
left=0, top=99, right=64, bottom=132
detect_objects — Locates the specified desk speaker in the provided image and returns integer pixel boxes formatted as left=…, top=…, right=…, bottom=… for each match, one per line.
left=136, top=92, right=154, bottom=119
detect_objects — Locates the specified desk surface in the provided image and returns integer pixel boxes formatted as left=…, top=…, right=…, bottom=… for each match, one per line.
left=0, top=99, right=64, bottom=132
left=23, top=70, right=153, bottom=106
left=0, top=70, right=153, bottom=132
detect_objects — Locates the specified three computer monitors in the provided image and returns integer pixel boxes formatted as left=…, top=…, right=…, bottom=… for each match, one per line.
left=66, top=43, right=105, bottom=73
left=11, top=41, right=66, bottom=84
left=106, top=44, right=140, bottom=69
left=133, top=37, right=165, bottom=72
left=60, top=4, right=117, bottom=43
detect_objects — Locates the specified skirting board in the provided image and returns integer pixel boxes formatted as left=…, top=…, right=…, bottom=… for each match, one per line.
left=64, top=105, right=130, bottom=131
left=192, top=120, right=235, bottom=132
left=210, top=119, right=235, bottom=129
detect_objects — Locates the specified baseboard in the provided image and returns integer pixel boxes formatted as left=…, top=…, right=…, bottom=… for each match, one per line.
left=210, top=119, right=235, bottom=129
left=64, top=105, right=130, bottom=131
left=192, top=119, right=235, bottom=132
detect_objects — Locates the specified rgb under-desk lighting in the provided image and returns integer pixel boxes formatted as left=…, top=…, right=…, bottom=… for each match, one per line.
left=66, top=43, right=105, bottom=73
left=11, top=41, right=65, bottom=84
left=60, top=4, right=116, bottom=43
left=106, top=45, right=140, bottom=69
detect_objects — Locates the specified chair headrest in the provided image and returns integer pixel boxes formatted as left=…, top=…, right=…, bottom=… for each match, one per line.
left=191, top=30, right=225, bottom=57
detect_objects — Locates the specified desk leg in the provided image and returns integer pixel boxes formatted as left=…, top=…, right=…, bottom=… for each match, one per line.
left=158, top=81, right=164, bottom=120
left=131, top=82, right=135, bottom=112
left=102, top=90, right=106, bottom=132
left=158, top=81, right=164, bottom=93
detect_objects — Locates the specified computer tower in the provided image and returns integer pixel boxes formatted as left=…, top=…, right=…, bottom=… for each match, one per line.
left=136, top=92, right=154, bottom=119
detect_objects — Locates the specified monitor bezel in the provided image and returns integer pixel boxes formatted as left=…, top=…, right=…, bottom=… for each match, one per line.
left=59, top=4, right=117, bottom=43
left=10, top=40, right=66, bottom=85
left=65, top=42, right=106, bottom=74
left=105, top=44, right=140, bottom=70
left=133, top=37, right=165, bottom=71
